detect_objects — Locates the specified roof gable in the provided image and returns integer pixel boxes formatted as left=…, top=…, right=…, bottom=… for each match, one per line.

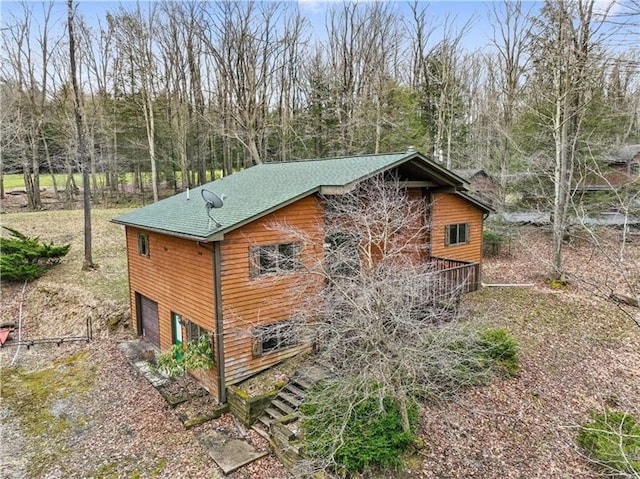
left=606, top=144, right=640, bottom=164
left=113, top=151, right=486, bottom=241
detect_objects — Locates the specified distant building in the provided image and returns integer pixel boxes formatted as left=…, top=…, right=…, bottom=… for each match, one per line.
left=576, top=144, right=640, bottom=192
left=452, top=168, right=500, bottom=209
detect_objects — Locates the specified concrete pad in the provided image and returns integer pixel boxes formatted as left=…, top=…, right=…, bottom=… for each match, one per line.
left=134, top=360, right=169, bottom=387
left=197, top=429, right=268, bottom=475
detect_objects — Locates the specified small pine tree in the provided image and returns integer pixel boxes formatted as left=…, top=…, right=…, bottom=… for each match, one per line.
left=0, top=227, right=71, bottom=282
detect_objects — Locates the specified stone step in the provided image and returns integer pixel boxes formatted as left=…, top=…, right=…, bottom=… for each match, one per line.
left=271, top=398, right=296, bottom=415
left=277, top=391, right=302, bottom=408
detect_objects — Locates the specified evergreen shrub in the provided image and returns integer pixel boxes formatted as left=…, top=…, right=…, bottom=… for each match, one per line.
left=0, top=227, right=70, bottom=282
left=301, top=386, right=418, bottom=474
left=475, top=328, right=519, bottom=377
left=450, top=327, right=519, bottom=385
left=577, top=409, right=640, bottom=475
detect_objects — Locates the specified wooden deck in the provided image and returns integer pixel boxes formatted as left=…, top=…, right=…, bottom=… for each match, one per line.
left=429, top=257, right=481, bottom=295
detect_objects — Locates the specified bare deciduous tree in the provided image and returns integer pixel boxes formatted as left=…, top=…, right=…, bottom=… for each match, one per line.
left=258, top=176, right=502, bottom=473
left=1, top=1, right=61, bottom=209
left=68, top=0, right=94, bottom=269
left=490, top=0, right=533, bottom=204
left=529, top=0, right=611, bottom=280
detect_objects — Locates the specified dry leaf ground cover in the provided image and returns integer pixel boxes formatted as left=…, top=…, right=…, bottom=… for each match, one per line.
left=1, top=209, right=639, bottom=478
left=409, top=227, right=640, bottom=479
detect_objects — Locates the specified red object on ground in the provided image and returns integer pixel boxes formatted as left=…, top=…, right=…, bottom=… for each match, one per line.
left=0, top=328, right=10, bottom=345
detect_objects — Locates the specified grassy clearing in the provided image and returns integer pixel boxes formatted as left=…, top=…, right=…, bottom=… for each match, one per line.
left=1, top=208, right=132, bottom=302
left=1, top=208, right=133, bottom=340
left=3, top=173, right=87, bottom=190
left=469, top=286, right=634, bottom=347
left=3, top=170, right=225, bottom=191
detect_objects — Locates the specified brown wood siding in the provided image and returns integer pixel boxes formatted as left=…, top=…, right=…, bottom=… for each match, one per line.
left=125, top=227, right=218, bottom=395
left=220, top=196, right=324, bottom=385
left=430, top=192, right=484, bottom=264
left=408, top=187, right=430, bottom=263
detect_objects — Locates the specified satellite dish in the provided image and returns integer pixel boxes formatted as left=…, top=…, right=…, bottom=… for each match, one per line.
left=201, top=189, right=225, bottom=209
left=201, top=189, right=226, bottom=229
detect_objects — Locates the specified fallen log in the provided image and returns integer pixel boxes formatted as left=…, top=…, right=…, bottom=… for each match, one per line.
left=609, top=293, right=639, bottom=308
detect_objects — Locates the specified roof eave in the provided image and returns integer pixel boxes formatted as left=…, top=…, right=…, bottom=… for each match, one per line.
left=408, top=153, right=470, bottom=189
left=201, top=186, right=322, bottom=241
left=455, top=191, right=495, bottom=214
left=111, top=218, right=225, bottom=242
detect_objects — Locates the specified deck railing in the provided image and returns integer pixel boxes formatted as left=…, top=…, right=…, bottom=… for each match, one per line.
left=429, top=257, right=480, bottom=295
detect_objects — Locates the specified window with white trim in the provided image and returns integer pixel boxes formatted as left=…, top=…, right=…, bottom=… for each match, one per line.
left=445, top=223, right=469, bottom=246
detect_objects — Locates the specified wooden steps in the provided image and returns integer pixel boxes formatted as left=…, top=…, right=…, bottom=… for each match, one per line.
left=251, top=369, right=327, bottom=440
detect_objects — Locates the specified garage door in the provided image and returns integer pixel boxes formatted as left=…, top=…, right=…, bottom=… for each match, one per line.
left=138, top=293, right=160, bottom=348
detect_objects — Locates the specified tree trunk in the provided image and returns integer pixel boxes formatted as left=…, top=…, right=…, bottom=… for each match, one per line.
left=68, top=0, right=94, bottom=269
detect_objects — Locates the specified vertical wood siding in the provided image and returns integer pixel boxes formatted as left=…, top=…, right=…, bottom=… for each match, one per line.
left=430, top=192, right=484, bottom=264
left=125, top=227, right=218, bottom=394
left=220, top=196, right=324, bottom=385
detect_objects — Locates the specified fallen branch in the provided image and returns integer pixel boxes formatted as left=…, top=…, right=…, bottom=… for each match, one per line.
left=609, top=293, right=639, bottom=309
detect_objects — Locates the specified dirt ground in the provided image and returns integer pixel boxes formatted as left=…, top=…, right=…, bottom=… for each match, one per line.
left=1, top=206, right=639, bottom=478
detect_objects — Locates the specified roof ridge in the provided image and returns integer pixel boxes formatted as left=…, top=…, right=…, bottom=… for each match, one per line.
left=262, top=151, right=410, bottom=165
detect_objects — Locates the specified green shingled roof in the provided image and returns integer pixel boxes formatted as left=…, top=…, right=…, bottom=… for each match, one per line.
left=112, top=151, right=472, bottom=241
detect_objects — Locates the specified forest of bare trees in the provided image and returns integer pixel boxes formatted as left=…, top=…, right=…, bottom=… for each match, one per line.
left=1, top=0, right=638, bottom=212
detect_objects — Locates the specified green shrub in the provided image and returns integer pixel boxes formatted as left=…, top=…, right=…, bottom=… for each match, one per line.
left=0, top=227, right=70, bottom=282
left=450, top=328, right=519, bottom=385
left=301, top=387, right=418, bottom=474
left=577, top=409, right=640, bottom=475
left=475, top=328, right=519, bottom=377
left=0, top=254, right=47, bottom=282
left=157, top=334, right=214, bottom=377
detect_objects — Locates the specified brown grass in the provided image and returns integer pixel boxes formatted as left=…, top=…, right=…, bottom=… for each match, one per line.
left=1, top=208, right=132, bottom=339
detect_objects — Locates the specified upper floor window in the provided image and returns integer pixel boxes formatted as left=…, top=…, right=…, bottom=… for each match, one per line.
left=250, top=242, right=301, bottom=277
left=138, top=233, right=150, bottom=257
left=445, top=223, right=469, bottom=246
left=324, top=232, right=360, bottom=277
left=631, top=162, right=639, bottom=176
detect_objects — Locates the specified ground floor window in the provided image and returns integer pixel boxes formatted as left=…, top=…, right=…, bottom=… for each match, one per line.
left=252, top=320, right=298, bottom=356
left=173, top=313, right=213, bottom=351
